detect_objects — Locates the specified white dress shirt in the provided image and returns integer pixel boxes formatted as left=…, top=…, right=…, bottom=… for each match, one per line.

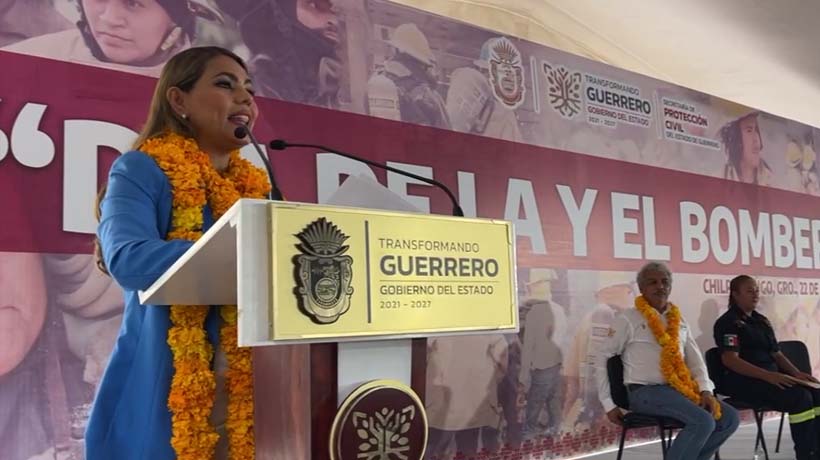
left=594, top=307, right=715, bottom=412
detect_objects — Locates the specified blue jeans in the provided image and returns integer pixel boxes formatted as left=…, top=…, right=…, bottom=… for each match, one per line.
left=628, top=385, right=739, bottom=460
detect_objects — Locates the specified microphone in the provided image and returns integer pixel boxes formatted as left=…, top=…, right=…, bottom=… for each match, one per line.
left=234, top=126, right=283, bottom=201
left=269, top=139, right=464, bottom=217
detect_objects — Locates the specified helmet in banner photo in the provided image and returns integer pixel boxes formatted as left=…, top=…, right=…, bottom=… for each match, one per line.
left=367, top=23, right=450, bottom=129
left=153, top=0, right=226, bottom=30
left=388, top=23, right=435, bottom=67
left=525, top=267, right=558, bottom=301
left=595, top=272, right=636, bottom=311
left=181, top=0, right=225, bottom=24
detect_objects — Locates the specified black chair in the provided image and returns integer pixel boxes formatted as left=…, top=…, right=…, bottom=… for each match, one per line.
left=705, top=347, right=775, bottom=460
left=774, top=340, right=813, bottom=453
left=606, top=355, right=684, bottom=459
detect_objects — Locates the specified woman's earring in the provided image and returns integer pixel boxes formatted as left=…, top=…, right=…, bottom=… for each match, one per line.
left=159, top=26, right=183, bottom=52
left=180, top=113, right=188, bottom=120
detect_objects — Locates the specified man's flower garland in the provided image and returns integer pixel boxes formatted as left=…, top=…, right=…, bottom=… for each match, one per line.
left=142, top=131, right=270, bottom=459
left=634, top=296, right=722, bottom=420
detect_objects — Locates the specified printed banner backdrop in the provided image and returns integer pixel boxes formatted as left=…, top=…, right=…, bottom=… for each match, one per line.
left=2, top=0, right=820, bottom=459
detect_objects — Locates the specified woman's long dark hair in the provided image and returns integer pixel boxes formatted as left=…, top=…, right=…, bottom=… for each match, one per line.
left=93, top=185, right=108, bottom=275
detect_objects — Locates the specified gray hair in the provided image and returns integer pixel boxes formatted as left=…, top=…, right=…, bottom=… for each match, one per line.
left=636, top=261, right=673, bottom=285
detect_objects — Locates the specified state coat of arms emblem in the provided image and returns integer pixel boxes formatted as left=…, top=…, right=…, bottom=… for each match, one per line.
left=294, top=218, right=354, bottom=324
left=489, top=37, right=526, bottom=109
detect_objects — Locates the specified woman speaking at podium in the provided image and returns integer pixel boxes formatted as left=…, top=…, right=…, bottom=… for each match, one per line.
left=88, top=46, right=271, bottom=460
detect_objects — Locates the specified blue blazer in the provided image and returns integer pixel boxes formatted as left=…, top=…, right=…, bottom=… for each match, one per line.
left=86, top=151, right=222, bottom=460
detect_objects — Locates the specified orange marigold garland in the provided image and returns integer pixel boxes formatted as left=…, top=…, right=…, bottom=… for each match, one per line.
left=167, top=306, right=217, bottom=458
left=634, top=296, right=722, bottom=420
left=220, top=306, right=255, bottom=459
left=141, top=132, right=269, bottom=459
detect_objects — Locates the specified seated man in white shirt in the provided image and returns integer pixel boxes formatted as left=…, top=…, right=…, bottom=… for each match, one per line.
left=594, top=262, right=739, bottom=460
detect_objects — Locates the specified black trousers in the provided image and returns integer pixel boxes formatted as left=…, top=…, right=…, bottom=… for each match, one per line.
left=725, top=374, right=820, bottom=460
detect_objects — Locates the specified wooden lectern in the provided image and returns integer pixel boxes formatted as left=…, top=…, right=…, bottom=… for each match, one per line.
left=140, top=198, right=518, bottom=460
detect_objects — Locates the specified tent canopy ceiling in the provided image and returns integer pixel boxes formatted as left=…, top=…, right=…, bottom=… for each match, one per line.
left=392, top=0, right=820, bottom=128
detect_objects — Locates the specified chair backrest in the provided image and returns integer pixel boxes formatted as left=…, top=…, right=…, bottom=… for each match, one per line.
left=704, top=347, right=725, bottom=394
left=779, top=340, right=812, bottom=374
left=606, top=355, right=630, bottom=409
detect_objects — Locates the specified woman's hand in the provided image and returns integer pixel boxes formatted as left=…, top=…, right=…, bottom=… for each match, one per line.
left=764, top=371, right=796, bottom=389
left=790, top=371, right=820, bottom=383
